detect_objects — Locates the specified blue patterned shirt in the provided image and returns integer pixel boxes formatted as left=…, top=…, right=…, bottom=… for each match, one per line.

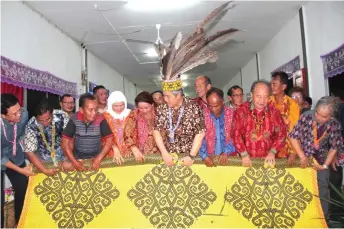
left=199, top=111, right=236, bottom=160
left=23, top=110, right=69, bottom=162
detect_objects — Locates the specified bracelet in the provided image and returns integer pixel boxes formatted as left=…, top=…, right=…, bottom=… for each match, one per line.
left=269, top=148, right=277, bottom=155
left=188, top=154, right=196, bottom=160
left=322, top=164, right=328, bottom=169
left=240, top=151, right=249, bottom=157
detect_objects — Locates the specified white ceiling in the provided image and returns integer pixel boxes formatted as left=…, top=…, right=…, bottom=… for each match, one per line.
left=26, top=1, right=307, bottom=96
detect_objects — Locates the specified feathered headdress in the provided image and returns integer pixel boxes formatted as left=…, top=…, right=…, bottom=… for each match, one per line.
left=156, top=1, right=239, bottom=91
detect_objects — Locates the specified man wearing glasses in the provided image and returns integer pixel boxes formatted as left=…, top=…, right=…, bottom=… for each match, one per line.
left=1, top=93, right=33, bottom=227
left=60, top=94, right=75, bottom=117
left=23, top=99, right=71, bottom=176
left=226, top=85, right=244, bottom=109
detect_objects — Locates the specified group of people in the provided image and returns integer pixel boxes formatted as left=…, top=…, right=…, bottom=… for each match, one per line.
left=1, top=72, right=343, bottom=227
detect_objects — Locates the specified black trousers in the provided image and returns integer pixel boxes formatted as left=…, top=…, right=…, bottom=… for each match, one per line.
left=329, top=165, right=344, bottom=221
left=1, top=163, right=28, bottom=228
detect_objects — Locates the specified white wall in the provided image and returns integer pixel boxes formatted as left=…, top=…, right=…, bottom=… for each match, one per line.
left=303, top=2, right=344, bottom=103
left=1, top=1, right=83, bottom=94
left=123, top=77, right=137, bottom=105
left=259, top=14, right=303, bottom=80
left=241, top=56, right=258, bottom=94
left=88, top=52, right=124, bottom=93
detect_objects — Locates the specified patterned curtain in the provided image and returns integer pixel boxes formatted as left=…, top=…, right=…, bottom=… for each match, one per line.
left=1, top=82, right=24, bottom=106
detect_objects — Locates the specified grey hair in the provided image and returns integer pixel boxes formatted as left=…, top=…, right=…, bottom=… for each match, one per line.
left=250, top=80, right=272, bottom=94
left=315, top=96, right=339, bottom=117
left=172, top=88, right=184, bottom=96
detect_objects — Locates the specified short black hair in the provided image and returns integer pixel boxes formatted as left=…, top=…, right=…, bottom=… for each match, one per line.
left=250, top=80, right=272, bottom=94
left=203, top=76, right=212, bottom=85
left=60, top=94, right=73, bottom=102
left=79, top=93, right=96, bottom=108
left=92, top=85, right=106, bottom=94
left=288, top=86, right=305, bottom=98
left=206, top=87, right=224, bottom=100
left=271, top=71, right=289, bottom=86
left=35, top=99, right=53, bottom=117
left=304, top=96, right=313, bottom=106
left=135, top=91, right=154, bottom=106
left=1, top=93, right=19, bottom=115
left=227, top=85, right=243, bottom=96
left=151, top=90, right=163, bottom=96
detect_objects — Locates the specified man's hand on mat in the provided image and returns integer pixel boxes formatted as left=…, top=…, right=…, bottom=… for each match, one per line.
left=299, top=155, right=309, bottom=168
left=264, top=152, right=276, bottom=167
left=204, top=157, right=214, bottom=167
left=242, top=155, right=252, bottom=167
left=73, top=160, right=87, bottom=171
left=92, top=157, right=102, bottom=170
left=22, top=165, right=36, bottom=177
left=219, top=153, right=228, bottom=165
left=287, top=153, right=297, bottom=166
left=162, top=153, right=174, bottom=166
left=43, top=168, right=59, bottom=176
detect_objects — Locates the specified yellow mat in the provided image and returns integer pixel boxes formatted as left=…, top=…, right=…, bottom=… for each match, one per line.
left=18, top=156, right=326, bottom=228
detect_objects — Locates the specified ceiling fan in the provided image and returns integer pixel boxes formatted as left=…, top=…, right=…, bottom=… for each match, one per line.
left=125, top=24, right=166, bottom=45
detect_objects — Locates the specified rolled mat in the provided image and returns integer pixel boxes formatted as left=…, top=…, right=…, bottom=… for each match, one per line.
left=18, top=155, right=327, bottom=228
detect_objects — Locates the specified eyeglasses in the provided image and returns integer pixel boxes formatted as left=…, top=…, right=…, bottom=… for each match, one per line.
left=62, top=102, right=74, bottom=105
left=292, top=95, right=302, bottom=99
left=232, top=94, right=244, bottom=97
left=7, top=108, right=24, bottom=117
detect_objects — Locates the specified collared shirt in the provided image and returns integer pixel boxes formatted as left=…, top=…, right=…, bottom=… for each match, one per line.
left=62, top=112, right=113, bottom=159
left=269, top=95, right=300, bottom=157
left=1, top=110, right=28, bottom=170
left=199, top=110, right=236, bottom=160
left=154, top=97, right=206, bottom=154
left=193, top=97, right=208, bottom=109
left=289, top=110, right=343, bottom=164
left=232, top=102, right=287, bottom=158
left=23, top=110, right=69, bottom=162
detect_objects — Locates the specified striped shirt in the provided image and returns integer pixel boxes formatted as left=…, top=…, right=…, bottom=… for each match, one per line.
left=62, top=112, right=112, bottom=159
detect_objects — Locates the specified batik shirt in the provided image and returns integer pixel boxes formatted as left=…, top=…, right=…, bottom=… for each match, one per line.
left=155, top=97, right=206, bottom=154
left=269, top=95, right=300, bottom=157
left=124, top=109, right=160, bottom=155
left=23, top=110, right=69, bottom=162
left=199, top=108, right=236, bottom=160
left=232, top=102, right=287, bottom=158
left=289, top=111, right=343, bottom=164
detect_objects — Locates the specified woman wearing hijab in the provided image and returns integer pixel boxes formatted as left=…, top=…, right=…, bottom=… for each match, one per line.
left=103, top=91, right=131, bottom=163
left=123, top=91, right=160, bottom=164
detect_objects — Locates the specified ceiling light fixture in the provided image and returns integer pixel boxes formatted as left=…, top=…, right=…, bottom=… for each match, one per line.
left=126, top=0, right=199, bottom=12
left=146, top=48, right=158, bottom=57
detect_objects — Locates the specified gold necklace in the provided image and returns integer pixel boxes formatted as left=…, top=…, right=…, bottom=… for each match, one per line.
left=38, top=121, right=57, bottom=166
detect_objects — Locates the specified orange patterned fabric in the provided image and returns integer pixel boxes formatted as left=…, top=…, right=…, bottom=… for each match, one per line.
left=103, top=112, right=129, bottom=157
left=124, top=109, right=160, bottom=155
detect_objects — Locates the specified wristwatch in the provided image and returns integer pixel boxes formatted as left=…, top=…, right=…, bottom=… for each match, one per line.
left=322, top=164, right=328, bottom=169
left=188, top=154, right=196, bottom=160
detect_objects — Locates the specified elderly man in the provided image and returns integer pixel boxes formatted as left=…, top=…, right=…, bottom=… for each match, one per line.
left=61, top=93, right=113, bottom=171
left=289, top=96, right=343, bottom=221
left=199, top=87, right=236, bottom=167
left=24, top=99, right=71, bottom=176
left=194, top=76, right=212, bottom=109
left=232, top=80, right=287, bottom=167
left=93, top=85, right=108, bottom=114
left=270, top=71, right=300, bottom=163
left=226, top=85, right=244, bottom=109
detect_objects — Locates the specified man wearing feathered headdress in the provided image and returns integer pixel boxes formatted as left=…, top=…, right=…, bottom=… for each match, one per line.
left=152, top=2, right=240, bottom=166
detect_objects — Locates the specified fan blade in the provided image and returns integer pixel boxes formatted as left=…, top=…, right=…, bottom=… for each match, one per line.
left=125, top=39, right=155, bottom=45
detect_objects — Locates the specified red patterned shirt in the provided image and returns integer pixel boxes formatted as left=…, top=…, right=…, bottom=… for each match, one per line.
left=232, top=102, right=287, bottom=158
